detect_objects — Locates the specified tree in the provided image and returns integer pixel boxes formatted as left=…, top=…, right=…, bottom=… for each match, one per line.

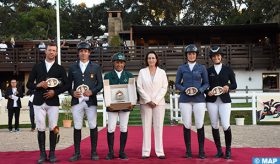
left=14, top=7, right=56, bottom=39
left=226, top=0, right=280, bottom=24
left=181, top=0, right=232, bottom=25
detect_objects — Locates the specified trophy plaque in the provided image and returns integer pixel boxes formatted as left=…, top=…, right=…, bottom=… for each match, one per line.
left=46, top=78, right=59, bottom=88
left=212, top=86, right=224, bottom=96
left=103, top=78, right=137, bottom=111
left=76, top=84, right=89, bottom=94
left=185, top=87, right=198, bottom=96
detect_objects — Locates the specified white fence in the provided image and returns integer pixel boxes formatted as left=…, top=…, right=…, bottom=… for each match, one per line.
left=59, top=94, right=107, bottom=127
left=0, top=94, right=108, bottom=127
left=169, top=92, right=280, bottom=125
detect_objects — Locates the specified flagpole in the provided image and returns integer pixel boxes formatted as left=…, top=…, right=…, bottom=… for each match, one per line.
left=56, top=0, right=61, bottom=65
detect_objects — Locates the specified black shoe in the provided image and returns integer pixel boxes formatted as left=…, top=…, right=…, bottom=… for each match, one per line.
left=185, top=152, right=192, bottom=158
left=183, top=127, right=192, bottom=158
left=225, top=149, right=231, bottom=159
left=91, top=152, right=99, bottom=160
left=69, top=154, right=81, bottom=162
left=212, top=127, right=224, bottom=158
left=90, top=128, right=99, bottom=160
left=49, top=131, right=57, bottom=163
left=119, top=152, right=128, bottom=159
left=69, top=129, right=81, bottom=162
left=106, top=152, right=114, bottom=160
left=142, top=156, right=150, bottom=159
left=197, top=126, right=206, bottom=159
left=49, top=151, right=57, bottom=163
left=37, top=131, right=46, bottom=164
left=158, top=156, right=166, bottom=159
left=215, top=150, right=224, bottom=158
left=106, top=132, right=114, bottom=160
left=199, top=152, right=206, bottom=159
left=119, top=132, right=128, bottom=159
left=37, top=152, right=47, bottom=164
left=224, top=127, right=232, bottom=159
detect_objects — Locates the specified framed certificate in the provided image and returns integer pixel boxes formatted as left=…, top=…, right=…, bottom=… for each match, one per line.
left=103, top=78, right=137, bottom=110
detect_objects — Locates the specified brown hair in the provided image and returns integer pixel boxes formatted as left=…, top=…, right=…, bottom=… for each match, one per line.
left=145, top=51, right=159, bottom=67
left=46, top=42, right=57, bottom=48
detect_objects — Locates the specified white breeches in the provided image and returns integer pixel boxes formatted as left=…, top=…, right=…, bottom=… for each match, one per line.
left=71, top=101, right=97, bottom=129
left=140, top=104, right=165, bottom=157
left=107, top=111, right=130, bottom=133
left=179, top=102, right=206, bottom=129
left=207, top=97, right=231, bottom=130
left=34, top=103, right=59, bottom=132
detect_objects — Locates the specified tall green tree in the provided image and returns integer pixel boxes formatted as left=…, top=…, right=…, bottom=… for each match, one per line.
left=227, top=0, right=280, bottom=24
left=15, top=7, right=56, bottom=39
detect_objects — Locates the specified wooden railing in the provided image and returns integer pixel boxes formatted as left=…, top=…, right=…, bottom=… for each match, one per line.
left=0, top=44, right=278, bottom=73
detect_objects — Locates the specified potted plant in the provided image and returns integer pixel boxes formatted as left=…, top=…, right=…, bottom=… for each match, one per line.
left=234, top=113, right=245, bottom=126
left=61, top=96, right=72, bottom=128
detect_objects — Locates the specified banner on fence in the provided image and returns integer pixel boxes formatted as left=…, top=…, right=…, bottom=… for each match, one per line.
left=256, top=95, right=280, bottom=122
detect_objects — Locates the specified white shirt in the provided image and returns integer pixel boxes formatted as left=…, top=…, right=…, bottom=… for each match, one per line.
left=115, top=70, right=123, bottom=79
left=0, top=43, right=7, bottom=51
left=45, top=60, right=55, bottom=72
left=214, top=63, right=222, bottom=75
left=12, top=88, right=18, bottom=107
left=188, top=62, right=196, bottom=71
left=29, top=94, right=34, bottom=103
left=79, top=61, right=89, bottom=73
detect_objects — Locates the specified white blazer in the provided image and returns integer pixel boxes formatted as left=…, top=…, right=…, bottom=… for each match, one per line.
left=137, top=67, right=168, bottom=105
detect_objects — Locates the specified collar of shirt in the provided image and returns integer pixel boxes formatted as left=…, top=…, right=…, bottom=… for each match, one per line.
left=45, top=60, right=55, bottom=72
left=12, top=88, right=17, bottom=94
left=187, top=62, right=196, bottom=71
left=114, top=70, right=123, bottom=79
left=80, top=61, right=89, bottom=73
left=214, top=63, right=222, bottom=74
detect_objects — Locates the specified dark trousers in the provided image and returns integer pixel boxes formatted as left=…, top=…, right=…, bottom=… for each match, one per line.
left=8, top=107, right=20, bottom=130
left=29, top=103, right=35, bottom=129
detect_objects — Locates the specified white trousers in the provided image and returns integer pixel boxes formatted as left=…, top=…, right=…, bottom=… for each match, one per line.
left=71, top=101, right=97, bottom=129
left=179, top=102, right=206, bottom=129
left=107, top=111, right=130, bottom=133
left=34, top=103, right=59, bottom=131
left=207, top=97, right=231, bottom=130
left=140, top=104, right=165, bottom=157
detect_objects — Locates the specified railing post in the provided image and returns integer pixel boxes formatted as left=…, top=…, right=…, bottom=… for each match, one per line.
left=252, top=92, right=257, bottom=125
left=174, top=94, right=179, bottom=121
left=169, top=93, right=173, bottom=121
left=246, top=86, right=248, bottom=103
left=102, top=98, right=107, bottom=127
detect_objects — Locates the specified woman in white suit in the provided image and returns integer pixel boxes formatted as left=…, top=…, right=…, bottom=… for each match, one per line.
left=137, top=51, right=168, bottom=159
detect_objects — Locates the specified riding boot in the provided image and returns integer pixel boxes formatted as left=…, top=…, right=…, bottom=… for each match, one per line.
left=119, top=132, right=128, bottom=159
left=37, top=131, right=47, bottom=164
left=49, top=131, right=57, bottom=163
left=183, top=126, right=192, bottom=158
left=90, top=127, right=99, bottom=160
left=224, top=127, right=232, bottom=159
left=69, top=129, right=81, bottom=161
left=106, top=132, right=115, bottom=160
left=197, top=126, right=206, bottom=159
left=212, top=127, right=224, bottom=158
